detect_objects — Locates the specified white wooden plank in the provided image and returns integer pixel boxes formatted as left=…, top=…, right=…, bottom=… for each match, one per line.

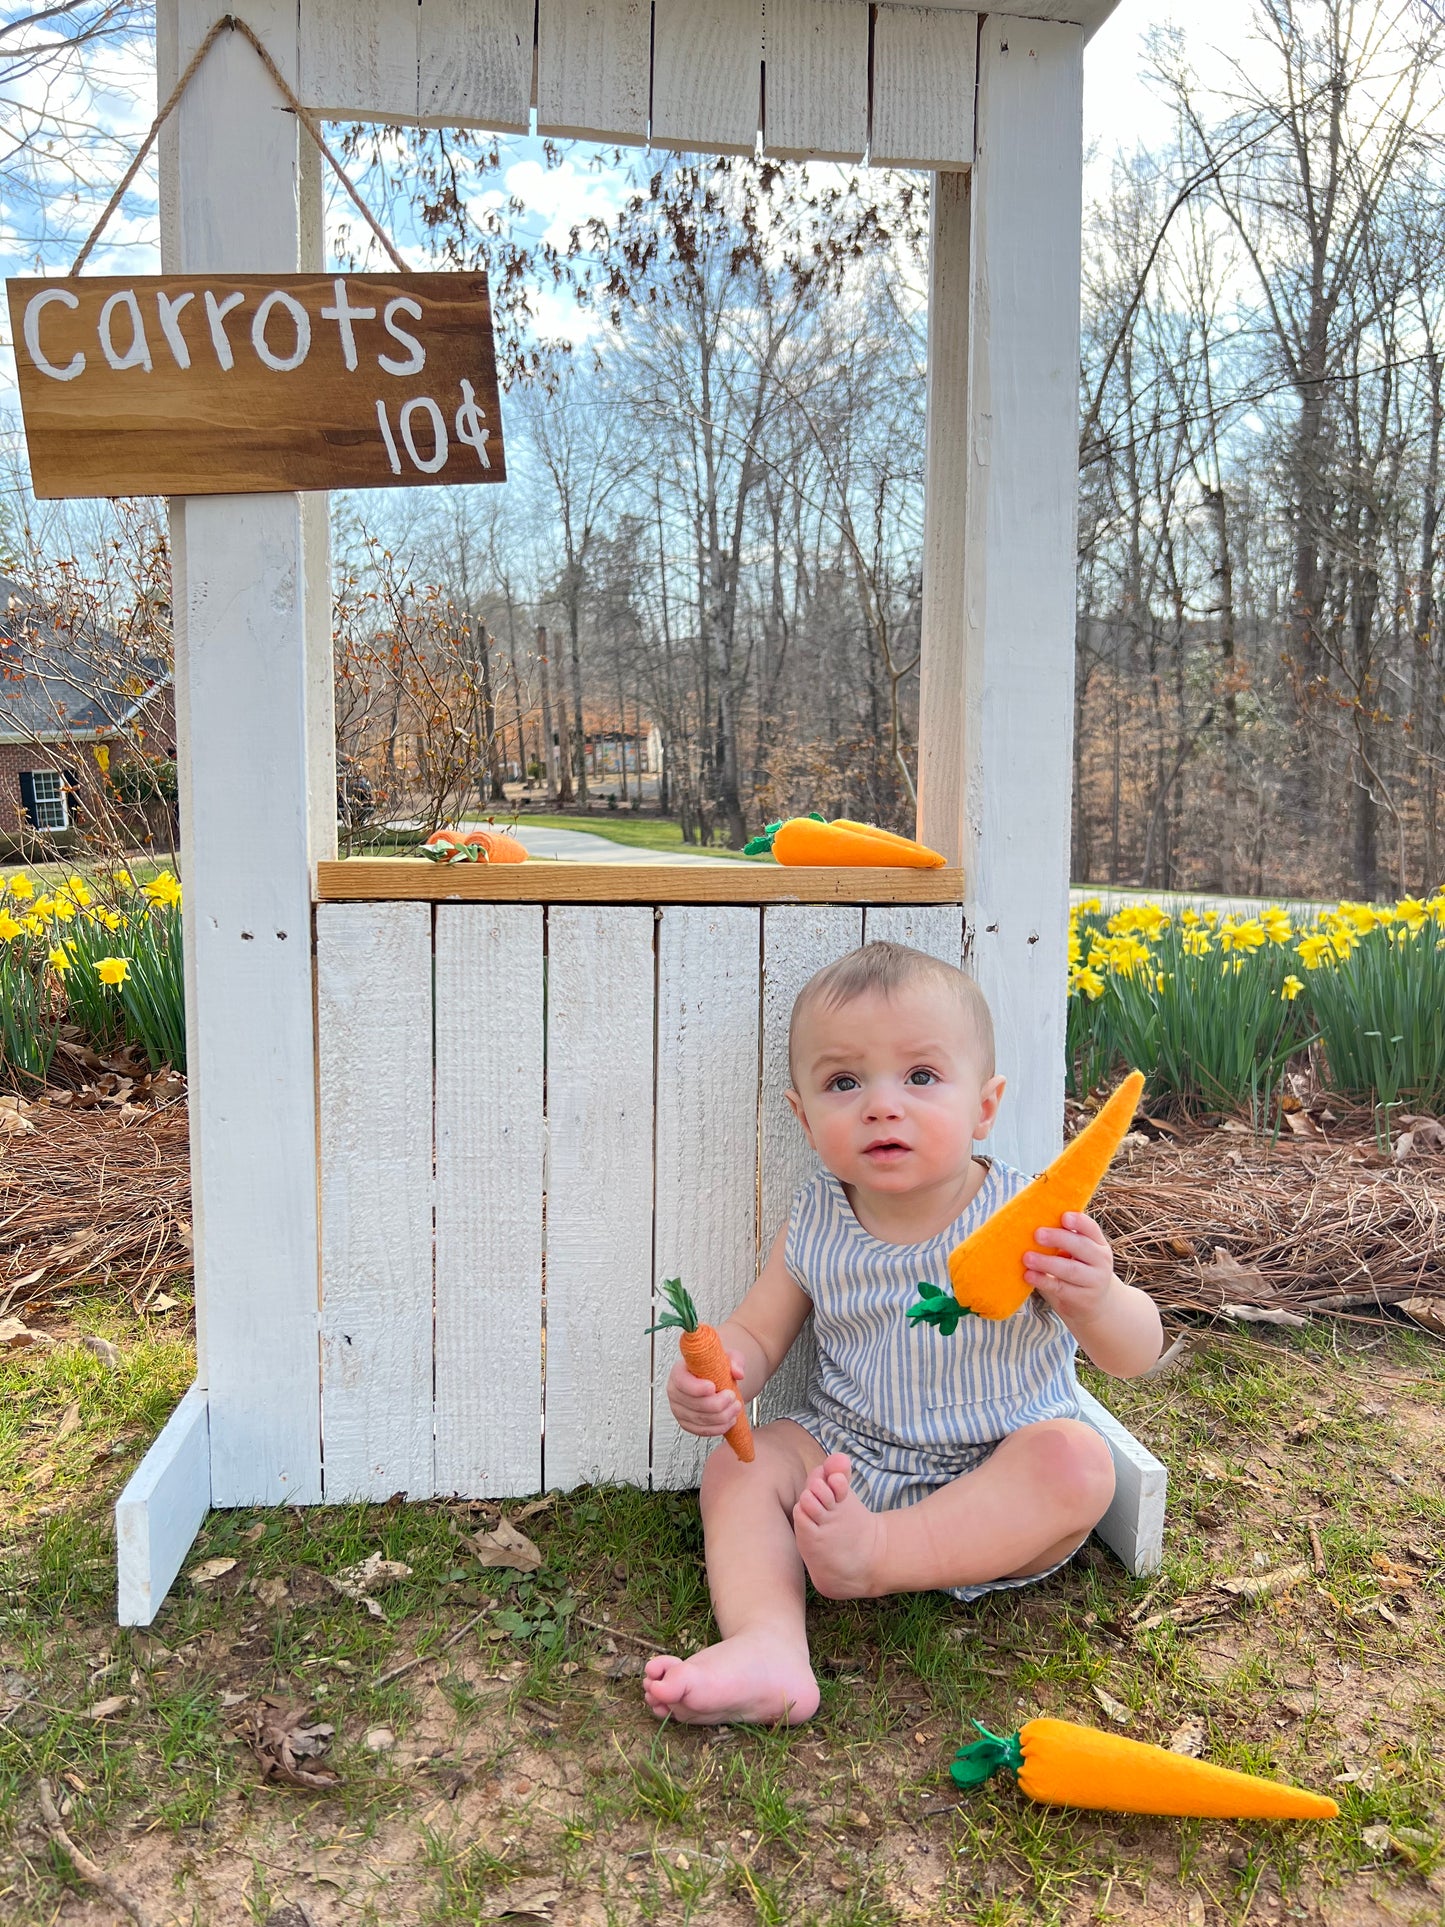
left=435, top=905, right=545, bottom=1496
left=300, top=0, right=420, bottom=121
left=318, top=903, right=435, bottom=1500
left=651, top=0, right=764, bottom=155
left=167, top=0, right=325, bottom=1509
left=916, top=22, right=1084, bottom=1177
left=1075, top=1385, right=1168, bottom=1576
left=755, top=905, right=864, bottom=1423
left=419, top=0, right=534, bottom=129
left=544, top=905, right=656, bottom=1488
left=652, top=908, right=762, bottom=1489
left=116, top=1383, right=211, bottom=1627
left=763, top=0, right=869, bottom=161
left=870, top=7, right=976, bottom=170
left=861, top=903, right=965, bottom=967
left=861, top=0, right=1117, bottom=30
left=536, top=0, right=650, bottom=142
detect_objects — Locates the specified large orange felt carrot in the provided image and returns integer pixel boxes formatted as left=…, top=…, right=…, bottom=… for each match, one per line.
left=743, top=814, right=946, bottom=868
left=937, top=1069, right=1145, bottom=1322
left=951, top=1718, right=1338, bottom=1819
left=422, top=827, right=528, bottom=863
left=647, top=1278, right=755, bottom=1463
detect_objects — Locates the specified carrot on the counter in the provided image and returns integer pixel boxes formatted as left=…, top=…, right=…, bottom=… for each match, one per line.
left=951, top=1717, right=1339, bottom=1820
left=743, top=814, right=947, bottom=868
left=422, top=827, right=528, bottom=864
left=647, top=1278, right=755, bottom=1463
left=929, top=1068, right=1145, bottom=1322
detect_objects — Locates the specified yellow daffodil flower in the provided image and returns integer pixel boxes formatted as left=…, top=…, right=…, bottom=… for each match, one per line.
left=47, top=946, right=71, bottom=974
left=1219, top=918, right=1265, bottom=954
left=1183, top=927, right=1212, bottom=956
left=30, top=895, right=56, bottom=921
left=95, top=956, right=130, bottom=986
left=23, top=915, right=44, bottom=938
left=1260, top=907, right=1292, bottom=942
left=1281, top=975, right=1304, bottom=1001
left=1070, top=966, right=1105, bottom=1001
left=1297, top=933, right=1333, bottom=970
left=50, top=897, right=76, bottom=923
left=7, top=873, right=34, bottom=901
left=143, top=871, right=183, bottom=909
left=0, top=911, right=22, bottom=942
left=66, top=875, right=93, bottom=908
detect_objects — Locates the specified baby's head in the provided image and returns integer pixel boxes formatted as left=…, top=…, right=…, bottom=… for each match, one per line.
left=786, top=943, right=1003, bottom=1192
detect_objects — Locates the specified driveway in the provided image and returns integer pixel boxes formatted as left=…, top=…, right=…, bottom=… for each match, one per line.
left=501, top=823, right=728, bottom=866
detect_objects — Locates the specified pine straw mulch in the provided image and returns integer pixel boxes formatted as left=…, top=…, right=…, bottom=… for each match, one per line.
left=1, top=1078, right=1442, bottom=1337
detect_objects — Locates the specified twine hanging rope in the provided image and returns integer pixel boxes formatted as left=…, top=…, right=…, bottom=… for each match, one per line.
left=70, top=13, right=407, bottom=277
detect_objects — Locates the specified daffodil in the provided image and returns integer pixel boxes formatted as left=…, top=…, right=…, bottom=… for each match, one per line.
left=0, top=911, right=22, bottom=942
left=1070, top=966, right=1105, bottom=1001
left=1280, top=975, right=1304, bottom=1001
left=1297, top=933, right=1334, bottom=970
left=49, top=897, right=76, bottom=923
left=47, top=946, right=71, bottom=975
left=1183, top=927, right=1212, bottom=956
left=143, top=871, right=182, bottom=909
left=1260, top=907, right=1293, bottom=943
left=65, top=875, right=92, bottom=908
left=23, top=915, right=44, bottom=938
left=6, top=873, right=33, bottom=902
left=30, top=895, right=57, bottom=921
left=95, top=957, right=130, bottom=987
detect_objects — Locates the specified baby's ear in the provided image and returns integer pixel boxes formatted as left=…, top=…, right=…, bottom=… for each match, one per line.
left=784, top=1086, right=817, bottom=1148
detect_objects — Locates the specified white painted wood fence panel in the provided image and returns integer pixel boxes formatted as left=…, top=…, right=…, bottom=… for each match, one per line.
left=544, top=906, right=656, bottom=1488
left=861, top=903, right=965, bottom=966
left=300, top=0, right=420, bottom=121
left=755, top=905, right=864, bottom=1422
left=116, top=1383, right=210, bottom=1627
left=652, top=0, right=765, bottom=155
left=317, top=904, right=435, bottom=1500
left=871, top=7, right=977, bottom=169
left=536, top=0, right=651, bottom=141
left=419, top=0, right=534, bottom=127
left=764, top=0, right=869, bottom=161
left=435, top=906, right=545, bottom=1496
left=652, top=908, right=762, bottom=1488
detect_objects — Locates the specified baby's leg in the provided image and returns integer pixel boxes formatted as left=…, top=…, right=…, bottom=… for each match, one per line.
left=793, top=1418, right=1115, bottom=1600
left=644, top=1419, right=826, bottom=1726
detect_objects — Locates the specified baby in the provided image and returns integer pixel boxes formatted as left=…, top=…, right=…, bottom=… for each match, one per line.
left=644, top=941, right=1163, bottom=1727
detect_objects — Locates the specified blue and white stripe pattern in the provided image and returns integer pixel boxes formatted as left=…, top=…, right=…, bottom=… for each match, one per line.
left=780, top=1159, right=1083, bottom=1600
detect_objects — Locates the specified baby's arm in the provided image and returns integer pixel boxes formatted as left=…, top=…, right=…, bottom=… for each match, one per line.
left=1024, top=1210, right=1163, bottom=1378
left=667, top=1224, right=814, bottom=1437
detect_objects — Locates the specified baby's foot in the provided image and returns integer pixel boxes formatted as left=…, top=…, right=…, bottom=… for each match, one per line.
left=642, top=1631, right=819, bottom=1727
left=793, top=1454, right=888, bottom=1599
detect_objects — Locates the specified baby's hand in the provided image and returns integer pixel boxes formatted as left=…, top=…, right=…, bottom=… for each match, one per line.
left=1023, top=1211, right=1118, bottom=1322
left=667, top=1354, right=747, bottom=1437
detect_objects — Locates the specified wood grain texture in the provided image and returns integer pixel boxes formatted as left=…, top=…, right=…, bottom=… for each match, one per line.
left=116, top=1382, right=210, bottom=1627
left=419, top=0, right=534, bottom=126
left=755, top=905, right=863, bottom=1423
left=9, top=272, right=506, bottom=499
left=861, top=903, right=966, bottom=968
left=652, top=0, right=765, bottom=154
left=1076, top=1384, right=1168, bottom=1575
left=167, top=0, right=326, bottom=1510
left=317, top=904, right=436, bottom=1501
left=651, top=908, right=762, bottom=1489
left=544, top=906, right=656, bottom=1489
left=435, top=906, right=545, bottom=1496
left=300, top=0, right=419, bottom=119
left=317, top=860, right=965, bottom=904
left=870, top=7, right=976, bottom=169
left=764, top=0, right=869, bottom=160
left=536, top=0, right=650, bottom=141
left=855, top=0, right=1116, bottom=26
left=918, top=24, right=1085, bottom=1176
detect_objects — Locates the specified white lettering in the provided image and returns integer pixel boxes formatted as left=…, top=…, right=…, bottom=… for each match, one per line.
left=155, top=290, right=195, bottom=370
left=320, top=277, right=375, bottom=372
left=454, top=379, right=491, bottom=470
left=98, top=289, right=152, bottom=373
left=203, top=290, right=246, bottom=371
left=251, top=289, right=311, bottom=372
left=400, top=396, right=448, bottom=473
left=378, top=296, right=425, bottom=377
left=375, top=398, right=403, bottom=475
left=23, top=287, right=84, bottom=381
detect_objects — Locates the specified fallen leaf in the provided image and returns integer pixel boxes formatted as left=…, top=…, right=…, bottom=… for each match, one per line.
left=485, top=1888, right=562, bottom=1924
left=0, top=1316, right=50, bottom=1350
left=1217, top=1562, right=1309, bottom=1601
left=56, top=1401, right=81, bottom=1440
left=189, top=1557, right=238, bottom=1584
left=470, top=1518, right=543, bottom=1572
left=1284, top=1109, right=1326, bottom=1139
left=363, top=1726, right=395, bottom=1752
left=1167, top=1722, right=1207, bottom=1757
left=587, top=1653, right=645, bottom=1679
left=1202, top=1248, right=1276, bottom=1299
left=512, top=1493, right=558, bottom=1522
left=241, top=1698, right=340, bottom=1792
left=1398, top=1297, right=1445, bottom=1339
left=328, top=1553, right=413, bottom=1601
left=1091, top=1685, right=1132, bottom=1726
left=1222, top=1303, right=1309, bottom=1328
left=0, top=1111, right=35, bottom=1136
left=147, top=1293, right=182, bottom=1315
left=218, top=1690, right=247, bottom=1709
left=84, top=1695, right=134, bottom=1720
left=251, top=1575, right=291, bottom=1609
left=78, top=1335, right=119, bottom=1369
left=1141, top=1334, right=1192, bottom=1379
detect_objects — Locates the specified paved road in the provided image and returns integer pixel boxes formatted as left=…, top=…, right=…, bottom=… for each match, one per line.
left=499, top=823, right=730, bottom=866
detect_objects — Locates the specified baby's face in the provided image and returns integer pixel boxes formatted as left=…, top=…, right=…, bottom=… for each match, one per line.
left=786, top=984, right=1003, bottom=1197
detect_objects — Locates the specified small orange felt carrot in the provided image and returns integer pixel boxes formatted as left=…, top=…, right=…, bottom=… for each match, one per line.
left=934, top=1069, right=1145, bottom=1322
left=422, top=827, right=528, bottom=864
left=743, top=814, right=946, bottom=868
left=951, top=1717, right=1339, bottom=1820
left=647, top=1278, right=755, bottom=1463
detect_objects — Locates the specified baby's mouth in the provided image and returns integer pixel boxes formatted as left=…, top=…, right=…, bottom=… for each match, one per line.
left=864, top=1138, right=910, bottom=1159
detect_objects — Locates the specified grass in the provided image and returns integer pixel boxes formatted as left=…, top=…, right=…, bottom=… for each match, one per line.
left=1, top=1303, right=1443, bottom=1924
left=481, top=813, right=768, bottom=860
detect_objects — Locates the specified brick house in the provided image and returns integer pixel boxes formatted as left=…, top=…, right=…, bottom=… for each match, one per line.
left=0, top=573, right=176, bottom=856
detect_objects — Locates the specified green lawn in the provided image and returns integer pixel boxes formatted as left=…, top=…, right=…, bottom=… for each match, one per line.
left=469, top=813, right=770, bottom=861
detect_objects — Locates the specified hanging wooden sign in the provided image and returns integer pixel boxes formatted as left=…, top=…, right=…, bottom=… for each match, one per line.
left=5, top=271, right=506, bottom=500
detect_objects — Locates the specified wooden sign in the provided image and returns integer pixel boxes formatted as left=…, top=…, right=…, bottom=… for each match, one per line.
left=5, top=272, right=506, bottom=499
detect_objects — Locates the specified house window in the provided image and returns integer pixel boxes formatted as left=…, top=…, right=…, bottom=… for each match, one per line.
left=21, top=769, right=69, bottom=832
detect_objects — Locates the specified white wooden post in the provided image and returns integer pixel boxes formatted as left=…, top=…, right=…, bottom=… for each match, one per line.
left=163, top=0, right=331, bottom=1507
left=917, top=18, right=1085, bottom=1177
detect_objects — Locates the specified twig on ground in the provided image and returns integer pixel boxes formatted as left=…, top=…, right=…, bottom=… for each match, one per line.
left=577, top=1614, right=669, bottom=1652
left=1308, top=1519, right=1327, bottom=1576
left=36, top=1778, right=157, bottom=1927
left=374, top=1605, right=490, bottom=1687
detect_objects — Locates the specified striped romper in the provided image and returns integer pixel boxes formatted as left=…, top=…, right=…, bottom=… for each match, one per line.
left=780, top=1158, right=1084, bottom=1602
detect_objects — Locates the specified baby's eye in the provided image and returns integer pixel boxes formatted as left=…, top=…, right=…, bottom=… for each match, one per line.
left=906, top=1068, right=939, bottom=1086
left=827, top=1074, right=860, bottom=1093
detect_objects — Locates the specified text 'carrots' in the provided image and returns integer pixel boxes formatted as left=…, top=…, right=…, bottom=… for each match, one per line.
left=938, top=1069, right=1145, bottom=1321
left=951, top=1717, right=1339, bottom=1820
left=647, top=1278, right=754, bottom=1463
left=742, top=814, right=947, bottom=868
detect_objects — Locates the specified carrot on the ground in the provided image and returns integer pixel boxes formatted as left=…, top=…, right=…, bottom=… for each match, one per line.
left=647, top=1278, right=755, bottom=1463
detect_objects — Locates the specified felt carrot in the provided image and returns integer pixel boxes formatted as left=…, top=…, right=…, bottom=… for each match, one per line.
left=918, top=1069, right=1144, bottom=1325
left=951, top=1718, right=1339, bottom=1820
left=422, top=827, right=528, bottom=864
left=647, top=1278, right=755, bottom=1463
left=742, top=814, right=946, bottom=868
